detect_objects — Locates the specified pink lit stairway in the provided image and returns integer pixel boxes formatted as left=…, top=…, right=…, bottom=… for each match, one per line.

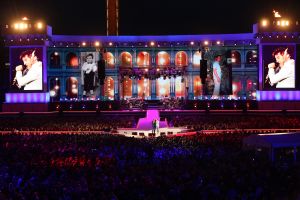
left=136, top=110, right=168, bottom=130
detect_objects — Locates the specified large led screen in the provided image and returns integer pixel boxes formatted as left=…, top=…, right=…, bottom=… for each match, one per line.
left=263, top=45, right=296, bottom=89
left=10, top=47, right=43, bottom=91
left=202, top=50, right=232, bottom=97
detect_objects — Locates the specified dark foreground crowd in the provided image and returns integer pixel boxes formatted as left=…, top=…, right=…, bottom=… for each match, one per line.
left=0, top=132, right=300, bottom=200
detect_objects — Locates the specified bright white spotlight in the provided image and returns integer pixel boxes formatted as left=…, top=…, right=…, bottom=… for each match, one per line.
left=261, top=19, right=268, bottom=27
left=14, top=23, right=19, bottom=29
left=95, top=41, right=100, bottom=47
left=49, top=90, right=56, bottom=97
left=37, top=22, right=43, bottom=29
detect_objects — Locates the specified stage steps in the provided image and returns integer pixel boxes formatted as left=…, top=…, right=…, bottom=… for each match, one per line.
left=136, top=110, right=168, bottom=130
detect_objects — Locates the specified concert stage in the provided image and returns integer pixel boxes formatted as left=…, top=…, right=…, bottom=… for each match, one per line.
left=117, top=109, right=188, bottom=138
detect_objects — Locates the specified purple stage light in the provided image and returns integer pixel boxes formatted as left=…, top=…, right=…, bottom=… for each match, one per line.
left=256, top=91, right=300, bottom=101
left=5, top=93, right=50, bottom=103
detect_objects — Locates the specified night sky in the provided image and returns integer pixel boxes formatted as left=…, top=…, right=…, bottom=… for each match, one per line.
left=0, top=0, right=300, bottom=35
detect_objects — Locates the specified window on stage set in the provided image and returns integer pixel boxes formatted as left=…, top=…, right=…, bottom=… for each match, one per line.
left=104, top=52, right=115, bottom=68
left=137, top=51, right=150, bottom=67
left=137, top=77, right=150, bottom=99
left=50, top=52, right=61, bottom=68
left=232, top=76, right=242, bottom=99
left=66, top=52, right=79, bottom=68
left=246, top=50, right=258, bottom=64
left=231, top=50, right=241, bottom=66
left=175, top=51, right=188, bottom=66
left=66, top=77, right=78, bottom=99
left=156, top=77, right=170, bottom=98
left=120, top=52, right=132, bottom=67
left=193, top=51, right=201, bottom=68
left=122, top=77, right=132, bottom=98
left=246, top=76, right=257, bottom=99
left=175, top=76, right=185, bottom=97
left=156, top=51, right=170, bottom=66
left=104, top=77, right=114, bottom=100
left=49, top=77, right=60, bottom=100
left=193, top=76, right=203, bottom=97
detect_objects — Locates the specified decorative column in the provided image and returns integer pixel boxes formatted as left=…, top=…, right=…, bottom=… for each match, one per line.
left=188, top=49, right=193, bottom=70
left=241, top=74, right=247, bottom=98
left=61, top=76, right=66, bottom=99
left=170, top=77, right=175, bottom=97
left=151, top=79, right=156, bottom=100
left=188, top=74, right=194, bottom=99
left=113, top=76, right=119, bottom=100
left=132, top=49, right=137, bottom=66
left=170, top=48, right=175, bottom=65
left=241, top=49, right=246, bottom=69
left=132, top=78, right=138, bottom=98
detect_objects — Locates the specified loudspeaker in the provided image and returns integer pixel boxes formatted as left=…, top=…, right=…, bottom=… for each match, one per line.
left=98, top=59, right=106, bottom=85
left=200, top=60, right=207, bottom=84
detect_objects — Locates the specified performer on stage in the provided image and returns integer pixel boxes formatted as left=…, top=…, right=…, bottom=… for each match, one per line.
left=155, top=119, right=160, bottom=134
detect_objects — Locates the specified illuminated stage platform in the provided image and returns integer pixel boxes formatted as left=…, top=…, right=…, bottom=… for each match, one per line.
left=117, top=109, right=188, bottom=137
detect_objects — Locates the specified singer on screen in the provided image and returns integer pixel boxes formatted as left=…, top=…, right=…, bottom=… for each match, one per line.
left=14, top=49, right=43, bottom=90
left=267, top=47, right=295, bottom=88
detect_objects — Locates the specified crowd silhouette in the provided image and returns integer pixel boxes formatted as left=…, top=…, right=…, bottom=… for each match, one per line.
left=0, top=114, right=299, bottom=199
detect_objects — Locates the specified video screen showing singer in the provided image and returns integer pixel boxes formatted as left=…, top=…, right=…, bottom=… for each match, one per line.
left=13, top=49, right=43, bottom=90
left=265, top=47, right=295, bottom=88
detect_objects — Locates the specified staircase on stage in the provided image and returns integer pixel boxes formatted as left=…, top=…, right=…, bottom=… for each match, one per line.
left=117, top=109, right=188, bottom=137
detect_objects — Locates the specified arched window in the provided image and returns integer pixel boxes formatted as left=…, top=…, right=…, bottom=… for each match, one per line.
left=156, top=51, right=170, bottom=66
left=137, top=77, right=150, bottom=98
left=232, top=76, right=242, bottom=99
left=246, top=77, right=257, bottom=99
left=120, top=52, right=132, bottom=67
left=104, top=52, right=115, bottom=68
left=193, top=76, right=202, bottom=96
left=104, top=77, right=114, bottom=100
left=50, top=52, right=61, bottom=68
left=66, top=52, right=79, bottom=67
left=122, top=77, right=132, bottom=98
left=66, top=77, right=78, bottom=98
left=193, top=51, right=202, bottom=67
left=175, top=51, right=188, bottom=66
left=231, top=50, right=241, bottom=65
left=137, top=51, right=150, bottom=67
left=156, top=77, right=170, bottom=98
left=175, top=76, right=185, bottom=97
left=246, top=50, right=258, bottom=64
left=49, top=77, right=60, bottom=100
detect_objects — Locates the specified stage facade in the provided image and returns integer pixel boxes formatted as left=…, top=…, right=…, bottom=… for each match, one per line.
left=2, top=13, right=300, bottom=111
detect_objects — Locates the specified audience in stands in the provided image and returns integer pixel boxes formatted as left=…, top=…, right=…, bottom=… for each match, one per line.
left=0, top=133, right=299, bottom=199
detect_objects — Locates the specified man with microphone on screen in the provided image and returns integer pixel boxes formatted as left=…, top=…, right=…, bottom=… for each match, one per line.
left=15, top=49, right=43, bottom=90
left=267, top=47, right=295, bottom=88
